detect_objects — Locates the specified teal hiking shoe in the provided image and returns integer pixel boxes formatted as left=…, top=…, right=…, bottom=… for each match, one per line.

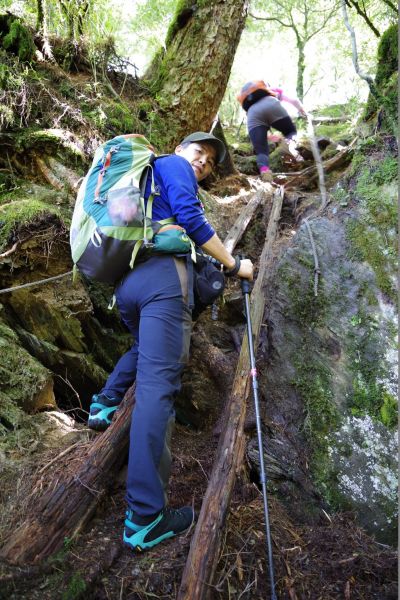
left=87, top=393, right=121, bottom=431
left=123, top=506, right=195, bottom=552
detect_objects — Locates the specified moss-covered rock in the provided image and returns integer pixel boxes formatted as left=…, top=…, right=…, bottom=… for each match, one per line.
left=0, top=317, right=56, bottom=414
left=345, top=143, right=397, bottom=301
left=365, top=23, right=398, bottom=131
left=257, top=206, right=397, bottom=541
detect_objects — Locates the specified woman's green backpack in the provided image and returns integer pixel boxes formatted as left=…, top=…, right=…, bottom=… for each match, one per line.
left=70, top=134, right=192, bottom=285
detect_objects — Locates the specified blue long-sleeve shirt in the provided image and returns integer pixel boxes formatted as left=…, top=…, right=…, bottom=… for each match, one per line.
left=144, top=154, right=215, bottom=246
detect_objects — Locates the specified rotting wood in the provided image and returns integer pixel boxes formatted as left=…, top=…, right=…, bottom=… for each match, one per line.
left=0, top=390, right=134, bottom=565
left=223, top=188, right=269, bottom=254
left=0, top=188, right=269, bottom=566
left=177, top=187, right=284, bottom=600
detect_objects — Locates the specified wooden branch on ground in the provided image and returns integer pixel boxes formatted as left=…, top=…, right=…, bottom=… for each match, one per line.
left=223, top=188, right=269, bottom=254
left=277, top=138, right=357, bottom=188
left=311, top=116, right=350, bottom=123
left=177, top=187, right=284, bottom=600
left=0, top=392, right=134, bottom=565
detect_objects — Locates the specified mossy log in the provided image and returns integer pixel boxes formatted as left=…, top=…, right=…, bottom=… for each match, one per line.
left=0, top=390, right=133, bottom=565
left=177, top=188, right=284, bottom=600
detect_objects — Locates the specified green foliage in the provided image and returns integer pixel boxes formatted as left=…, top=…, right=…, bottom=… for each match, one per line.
left=62, top=572, right=86, bottom=600
left=375, top=23, right=398, bottom=88
left=0, top=13, right=36, bottom=62
left=63, top=536, right=74, bottom=550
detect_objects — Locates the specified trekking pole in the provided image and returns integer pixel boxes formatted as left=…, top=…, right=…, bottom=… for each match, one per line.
left=241, top=276, right=277, bottom=600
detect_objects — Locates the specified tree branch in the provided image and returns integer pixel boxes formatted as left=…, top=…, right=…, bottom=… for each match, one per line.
left=341, top=0, right=374, bottom=85
left=380, top=0, right=397, bottom=13
left=346, top=0, right=380, bottom=37
left=248, top=12, right=292, bottom=28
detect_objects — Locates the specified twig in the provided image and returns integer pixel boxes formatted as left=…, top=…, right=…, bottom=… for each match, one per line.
left=38, top=442, right=82, bottom=474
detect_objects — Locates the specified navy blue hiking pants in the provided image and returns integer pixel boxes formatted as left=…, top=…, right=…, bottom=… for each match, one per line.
left=101, top=255, right=192, bottom=517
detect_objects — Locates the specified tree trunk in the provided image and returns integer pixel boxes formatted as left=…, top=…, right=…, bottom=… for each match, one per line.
left=210, top=117, right=237, bottom=177
left=296, top=40, right=305, bottom=102
left=145, top=0, right=249, bottom=149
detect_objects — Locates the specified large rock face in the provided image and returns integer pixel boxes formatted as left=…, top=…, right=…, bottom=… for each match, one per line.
left=254, top=147, right=397, bottom=543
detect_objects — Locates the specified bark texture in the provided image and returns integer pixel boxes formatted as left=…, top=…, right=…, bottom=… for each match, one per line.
left=148, top=0, right=249, bottom=146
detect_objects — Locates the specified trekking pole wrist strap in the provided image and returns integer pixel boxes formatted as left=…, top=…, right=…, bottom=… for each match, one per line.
left=224, top=255, right=241, bottom=277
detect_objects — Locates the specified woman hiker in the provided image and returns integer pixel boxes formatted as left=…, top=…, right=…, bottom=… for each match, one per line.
left=237, top=80, right=307, bottom=182
left=87, top=132, right=254, bottom=552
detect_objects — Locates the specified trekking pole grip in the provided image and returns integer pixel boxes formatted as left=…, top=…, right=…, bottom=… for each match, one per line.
left=241, top=278, right=251, bottom=294
left=238, top=254, right=252, bottom=294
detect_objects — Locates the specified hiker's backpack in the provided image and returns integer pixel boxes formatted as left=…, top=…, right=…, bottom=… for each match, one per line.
left=70, top=134, right=190, bottom=285
left=236, top=80, right=278, bottom=111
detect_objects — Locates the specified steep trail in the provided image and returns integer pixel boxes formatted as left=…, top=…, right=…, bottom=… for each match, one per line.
left=0, top=143, right=397, bottom=598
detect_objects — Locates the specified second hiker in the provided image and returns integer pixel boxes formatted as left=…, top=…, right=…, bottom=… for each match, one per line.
left=237, top=80, right=307, bottom=182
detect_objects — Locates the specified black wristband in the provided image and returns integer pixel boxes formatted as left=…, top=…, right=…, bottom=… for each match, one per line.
left=224, top=255, right=241, bottom=277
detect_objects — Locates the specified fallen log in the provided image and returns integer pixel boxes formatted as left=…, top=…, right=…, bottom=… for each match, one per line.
left=0, top=391, right=134, bottom=565
left=223, top=188, right=268, bottom=254
left=276, top=138, right=357, bottom=189
left=177, top=187, right=284, bottom=600
left=310, top=116, right=350, bottom=123
left=0, top=188, right=269, bottom=566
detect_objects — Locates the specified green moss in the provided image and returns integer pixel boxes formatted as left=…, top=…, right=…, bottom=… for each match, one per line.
left=380, top=392, right=398, bottom=428
left=282, top=267, right=329, bottom=327
left=375, top=24, right=398, bottom=89
left=346, top=310, right=397, bottom=429
left=314, top=103, right=351, bottom=119
left=314, top=121, right=353, bottom=142
left=295, top=358, right=339, bottom=442
left=164, top=0, right=194, bottom=47
left=0, top=196, right=63, bottom=252
left=291, top=340, right=341, bottom=503
left=0, top=320, right=51, bottom=413
left=365, top=23, right=398, bottom=130
left=0, top=14, right=36, bottom=62
left=106, top=102, right=136, bottom=133
left=346, top=156, right=397, bottom=300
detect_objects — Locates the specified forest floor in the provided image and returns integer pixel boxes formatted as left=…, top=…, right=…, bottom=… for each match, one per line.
left=0, top=167, right=397, bottom=600
left=1, top=414, right=397, bottom=600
